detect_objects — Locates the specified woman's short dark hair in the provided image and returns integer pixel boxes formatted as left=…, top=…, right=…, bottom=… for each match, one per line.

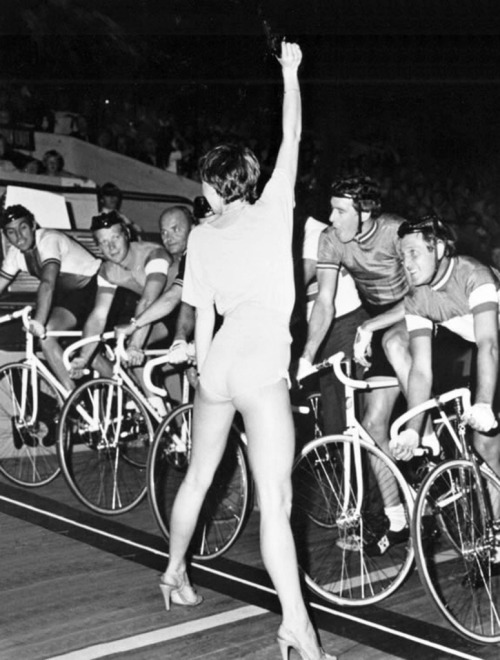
left=199, top=145, right=260, bottom=204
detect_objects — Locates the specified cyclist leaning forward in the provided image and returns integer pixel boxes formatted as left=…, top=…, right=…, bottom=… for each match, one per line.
left=388, top=214, right=500, bottom=514
left=298, top=175, right=411, bottom=555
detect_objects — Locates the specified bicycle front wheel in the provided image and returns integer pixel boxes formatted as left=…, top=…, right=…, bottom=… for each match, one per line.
left=292, top=434, right=414, bottom=606
left=0, top=363, right=62, bottom=486
left=147, top=402, right=251, bottom=560
left=413, top=459, right=500, bottom=643
left=57, top=378, right=153, bottom=514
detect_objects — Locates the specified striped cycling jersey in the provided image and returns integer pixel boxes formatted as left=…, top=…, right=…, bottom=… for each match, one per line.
left=317, top=213, right=409, bottom=307
left=97, top=241, right=170, bottom=295
left=0, top=228, right=100, bottom=291
left=405, top=255, right=500, bottom=343
left=405, top=256, right=500, bottom=342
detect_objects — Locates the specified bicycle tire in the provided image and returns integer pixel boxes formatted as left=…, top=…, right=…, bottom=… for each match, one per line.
left=57, top=377, right=153, bottom=514
left=291, top=434, right=414, bottom=606
left=412, top=458, right=500, bottom=643
left=147, top=402, right=251, bottom=560
left=0, top=362, right=62, bottom=486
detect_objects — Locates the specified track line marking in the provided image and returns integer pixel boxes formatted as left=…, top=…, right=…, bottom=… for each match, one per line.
left=0, top=493, right=484, bottom=660
left=48, top=605, right=266, bottom=659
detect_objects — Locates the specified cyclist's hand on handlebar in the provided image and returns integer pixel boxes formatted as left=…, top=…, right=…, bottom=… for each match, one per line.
left=28, top=319, right=46, bottom=338
left=166, top=339, right=190, bottom=364
left=296, top=357, right=315, bottom=383
left=353, top=326, right=373, bottom=368
left=463, top=403, right=497, bottom=433
left=69, top=356, right=88, bottom=380
left=389, top=428, right=419, bottom=461
left=124, top=345, right=145, bottom=366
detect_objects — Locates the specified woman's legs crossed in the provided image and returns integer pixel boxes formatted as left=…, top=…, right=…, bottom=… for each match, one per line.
left=165, top=385, right=236, bottom=576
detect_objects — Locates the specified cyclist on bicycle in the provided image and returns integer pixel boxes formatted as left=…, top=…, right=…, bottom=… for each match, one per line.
left=297, top=176, right=410, bottom=554
left=70, top=211, right=171, bottom=398
left=389, top=213, right=500, bottom=482
left=0, top=204, right=100, bottom=390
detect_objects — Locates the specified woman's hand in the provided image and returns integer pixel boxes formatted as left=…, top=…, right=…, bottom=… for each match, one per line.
left=278, top=41, right=302, bottom=70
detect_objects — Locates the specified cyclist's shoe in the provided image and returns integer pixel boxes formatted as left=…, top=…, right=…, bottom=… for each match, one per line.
left=364, top=526, right=410, bottom=557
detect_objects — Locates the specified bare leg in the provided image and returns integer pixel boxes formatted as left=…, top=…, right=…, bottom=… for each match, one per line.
left=363, top=385, right=402, bottom=512
left=234, top=379, right=321, bottom=654
left=383, top=321, right=411, bottom=393
left=42, top=307, right=78, bottom=392
left=164, top=385, right=236, bottom=578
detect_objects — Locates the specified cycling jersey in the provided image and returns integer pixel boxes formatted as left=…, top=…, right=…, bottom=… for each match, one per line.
left=97, top=241, right=170, bottom=295
left=405, top=256, right=500, bottom=343
left=317, top=214, right=409, bottom=307
left=0, top=228, right=100, bottom=290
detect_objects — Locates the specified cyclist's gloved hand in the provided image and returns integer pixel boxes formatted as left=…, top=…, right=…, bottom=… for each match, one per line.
left=69, top=356, right=87, bottom=380
left=463, top=403, right=497, bottom=433
left=166, top=339, right=190, bottom=364
left=125, top=345, right=145, bottom=366
left=296, top=357, right=316, bottom=383
left=353, top=326, right=373, bottom=368
left=28, top=319, right=46, bottom=338
left=389, top=428, right=419, bottom=461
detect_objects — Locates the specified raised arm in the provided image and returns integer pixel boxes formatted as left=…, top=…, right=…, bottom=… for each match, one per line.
left=275, top=41, right=302, bottom=186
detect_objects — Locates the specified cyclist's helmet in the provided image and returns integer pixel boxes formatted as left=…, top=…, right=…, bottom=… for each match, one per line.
left=330, top=176, right=381, bottom=234
left=331, top=176, right=381, bottom=215
left=0, top=204, right=35, bottom=230
left=398, top=212, right=456, bottom=258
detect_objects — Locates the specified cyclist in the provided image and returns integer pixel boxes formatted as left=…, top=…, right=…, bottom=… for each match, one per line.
left=297, top=175, right=410, bottom=554
left=0, top=204, right=100, bottom=390
left=70, top=210, right=171, bottom=400
left=301, top=215, right=367, bottom=435
left=116, top=205, right=196, bottom=397
left=389, top=214, right=500, bottom=484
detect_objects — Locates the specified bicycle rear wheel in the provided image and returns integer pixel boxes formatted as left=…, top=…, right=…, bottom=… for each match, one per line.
left=291, top=434, right=414, bottom=606
left=0, top=363, right=62, bottom=486
left=413, top=459, right=500, bottom=643
left=57, top=377, right=153, bottom=514
left=147, top=402, right=251, bottom=560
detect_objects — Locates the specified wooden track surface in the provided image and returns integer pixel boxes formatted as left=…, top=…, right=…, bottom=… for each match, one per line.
left=1, top=474, right=500, bottom=660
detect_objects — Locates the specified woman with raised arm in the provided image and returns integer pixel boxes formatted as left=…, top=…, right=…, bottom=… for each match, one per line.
left=159, top=42, right=336, bottom=660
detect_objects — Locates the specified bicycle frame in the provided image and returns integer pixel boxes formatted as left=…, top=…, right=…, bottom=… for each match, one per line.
left=0, top=306, right=81, bottom=425
left=312, top=352, right=400, bottom=526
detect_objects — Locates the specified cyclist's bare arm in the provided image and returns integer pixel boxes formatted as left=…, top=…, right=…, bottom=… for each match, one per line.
left=302, top=267, right=339, bottom=362
left=473, top=308, right=499, bottom=406
left=119, top=283, right=182, bottom=336
left=360, top=300, right=405, bottom=334
left=127, top=271, right=168, bottom=350
left=34, top=261, right=60, bottom=327
left=174, top=302, right=196, bottom=342
left=0, top=274, right=12, bottom=297
left=79, top=288, right=115, bottom=363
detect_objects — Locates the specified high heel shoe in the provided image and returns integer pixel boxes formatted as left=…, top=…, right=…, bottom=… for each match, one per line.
left=277, top=625, right=337, bottom=660
left=159, top=573, right=203, bottom=611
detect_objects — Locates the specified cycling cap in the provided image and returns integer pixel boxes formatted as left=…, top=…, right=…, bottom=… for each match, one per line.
left=331, top=176, right=381, bottom=204
left=90, top=210, right=125, bottom=232
left=0, top=204, right=35, bottom=228
left=397, top=213, right=452, bottom=241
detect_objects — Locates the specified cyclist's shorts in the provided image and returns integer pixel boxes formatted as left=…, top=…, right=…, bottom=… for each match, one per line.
left=364, top=328, right=396, bottom=379
left=199, top=310, right=291, bottom=402
left=52, top=276, right=98, bottom=326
